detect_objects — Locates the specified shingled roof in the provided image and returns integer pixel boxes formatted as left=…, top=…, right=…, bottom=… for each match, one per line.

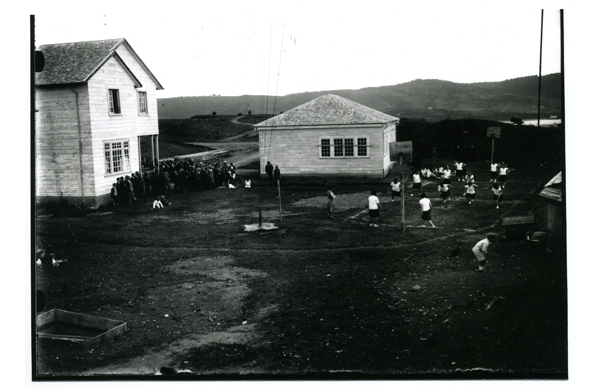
left=35, top=38, right=163, bottom=89
left=253, top=94, right=399, bottom=128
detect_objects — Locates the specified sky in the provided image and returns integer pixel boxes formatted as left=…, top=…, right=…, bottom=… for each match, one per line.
left=28, top=1, right=566, bottom=99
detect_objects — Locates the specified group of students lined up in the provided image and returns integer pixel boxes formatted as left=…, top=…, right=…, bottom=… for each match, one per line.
left=406, top=161, right=510, bottom=209
left=110, top=158, right=239, bottom=208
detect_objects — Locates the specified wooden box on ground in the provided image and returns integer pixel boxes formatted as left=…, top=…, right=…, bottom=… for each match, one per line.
left=37, top=309, right=127, bottom=349
left=502, top=214, right=536, bottom=239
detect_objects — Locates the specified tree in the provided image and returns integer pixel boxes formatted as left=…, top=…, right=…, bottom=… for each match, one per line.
left=212, top=111, right=217, bottom=116
left=510, top=117, right=524, bottom=125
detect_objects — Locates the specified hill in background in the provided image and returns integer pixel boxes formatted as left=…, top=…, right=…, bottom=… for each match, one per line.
left=158, top=74, right=562, bottom=122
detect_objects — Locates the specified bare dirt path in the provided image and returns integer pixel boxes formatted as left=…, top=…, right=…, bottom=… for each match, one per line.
left=183, top=142, right=259, bottom=169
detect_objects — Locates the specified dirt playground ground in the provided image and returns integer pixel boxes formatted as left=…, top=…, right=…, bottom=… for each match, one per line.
left=34, top=152, right=567, bottom=378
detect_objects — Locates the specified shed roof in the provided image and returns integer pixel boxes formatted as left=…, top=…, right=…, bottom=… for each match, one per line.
left=539, top=171, right=563, bottom=202
left=253, top=94, right=399, bottom=128
left=35, top=38, right=164, bottom=90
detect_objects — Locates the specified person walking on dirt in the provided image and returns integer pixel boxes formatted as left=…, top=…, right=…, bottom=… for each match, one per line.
left=367, top=190, right=383, bottom=227
left=390, top=178, right=402, bottom=201
left=472, top=233, right=496, bottom=272
left=326, top=186, right=336, bottom=218
left=416, top=192, right=436, bottom=228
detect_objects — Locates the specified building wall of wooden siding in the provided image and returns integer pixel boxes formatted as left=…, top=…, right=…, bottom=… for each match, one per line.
left=115, top=44, right=160, bottom=137
left=87, top=55, right=144, bottom=201
left=35, top=84, right=96, bottom=201
left=258, top=124, right=394, bottom=177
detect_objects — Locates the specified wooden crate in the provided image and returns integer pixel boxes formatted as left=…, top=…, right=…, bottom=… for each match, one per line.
left=502, top=214, right=536, bottom=239
left=37, top=309, right=127, bottom=349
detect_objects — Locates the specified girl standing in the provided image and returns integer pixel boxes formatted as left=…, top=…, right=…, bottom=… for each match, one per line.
left=326, top=186, right=336, bottom=218
left=411, top=171, right=422, bottom=197
left=390, top=178, right=402, bottom=201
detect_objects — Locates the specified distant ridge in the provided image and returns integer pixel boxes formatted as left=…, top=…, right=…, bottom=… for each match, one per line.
left=158, top=74, right=562, bottom=121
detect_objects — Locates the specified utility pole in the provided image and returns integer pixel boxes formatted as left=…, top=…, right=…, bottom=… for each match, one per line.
left=277, top=179, right=282, bottom=221
left=401, top=167, right=406, bottom=232
left=538, top=9, right=544, bottom=128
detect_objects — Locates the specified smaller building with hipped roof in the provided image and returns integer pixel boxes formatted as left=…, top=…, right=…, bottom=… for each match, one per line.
left=253, top=94, right=399, bottom=178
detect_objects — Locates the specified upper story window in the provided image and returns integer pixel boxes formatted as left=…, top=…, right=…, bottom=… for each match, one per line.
left=108, top=89, right=121, bottom=114
left=138, top=91, right=148, bottom=114
left=320, top=136, right=370, bottom=158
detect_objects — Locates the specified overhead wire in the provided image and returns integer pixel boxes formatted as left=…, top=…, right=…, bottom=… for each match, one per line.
left=257, top=15, right=286, bottom=226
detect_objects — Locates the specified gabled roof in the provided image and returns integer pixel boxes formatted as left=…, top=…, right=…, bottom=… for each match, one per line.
left=35, top=38, right=164, bottom=90
left=539, top=171, right=563, bottom=202
left=253, top=94, right=399, bottom=128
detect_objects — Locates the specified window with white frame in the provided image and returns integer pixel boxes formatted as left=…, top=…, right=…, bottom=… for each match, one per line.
left=320, top=136, right=369, bottom=158
left=138, top=91, right=148, bottom=114
left=320, top=138, right=331, bottom=157
left=104, top=140, right=131, bottom=175
left=108, top=89, right=121, bottom=114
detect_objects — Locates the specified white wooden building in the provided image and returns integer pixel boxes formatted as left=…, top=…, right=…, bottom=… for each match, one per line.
left=254, top=94, right=399, bottom=178
left=35, top=38, right=163, bottom=208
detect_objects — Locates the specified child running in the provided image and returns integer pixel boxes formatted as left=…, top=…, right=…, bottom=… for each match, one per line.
left=454, top=160, right=466, bottom=182
left=489, top=162, right=499, bottom=182
left=498, top=163, right=510, bottom=188
left=441, top=165, right=452, bottom=185
left=464, top=181, right=478, bottom=204
left=464, top=170, right=475, bottom=184
left=491, top=183, right=503, bottom=209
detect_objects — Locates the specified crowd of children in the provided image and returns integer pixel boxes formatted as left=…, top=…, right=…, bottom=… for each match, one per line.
left=406, top=160, right=509, bottom=209
left=110, top=158, right=240, bottom=208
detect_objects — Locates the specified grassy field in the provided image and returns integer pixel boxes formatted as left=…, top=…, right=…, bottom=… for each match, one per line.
left=34, top=121, right=567, bottom=379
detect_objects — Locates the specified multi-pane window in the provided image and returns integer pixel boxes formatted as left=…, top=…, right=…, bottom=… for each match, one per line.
left=357, top=137, right=368, bottom=156
left=104, top=140, right=130, bottom=174
left=344, top=138, right=354, bottom=156
left=320, top=137, right=369, bottom=158
left=108, top=89, right=121, bottom=114
left=138, top=91, right=148, bottom=114
left=334, top=139, right=343, bottom=157
left=320, top=138, right=331, bottom=157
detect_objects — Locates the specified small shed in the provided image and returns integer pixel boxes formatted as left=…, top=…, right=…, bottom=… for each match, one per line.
left=253, top=94, right=399, bottom=178
left=538, top=171, right=565, bottom=257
